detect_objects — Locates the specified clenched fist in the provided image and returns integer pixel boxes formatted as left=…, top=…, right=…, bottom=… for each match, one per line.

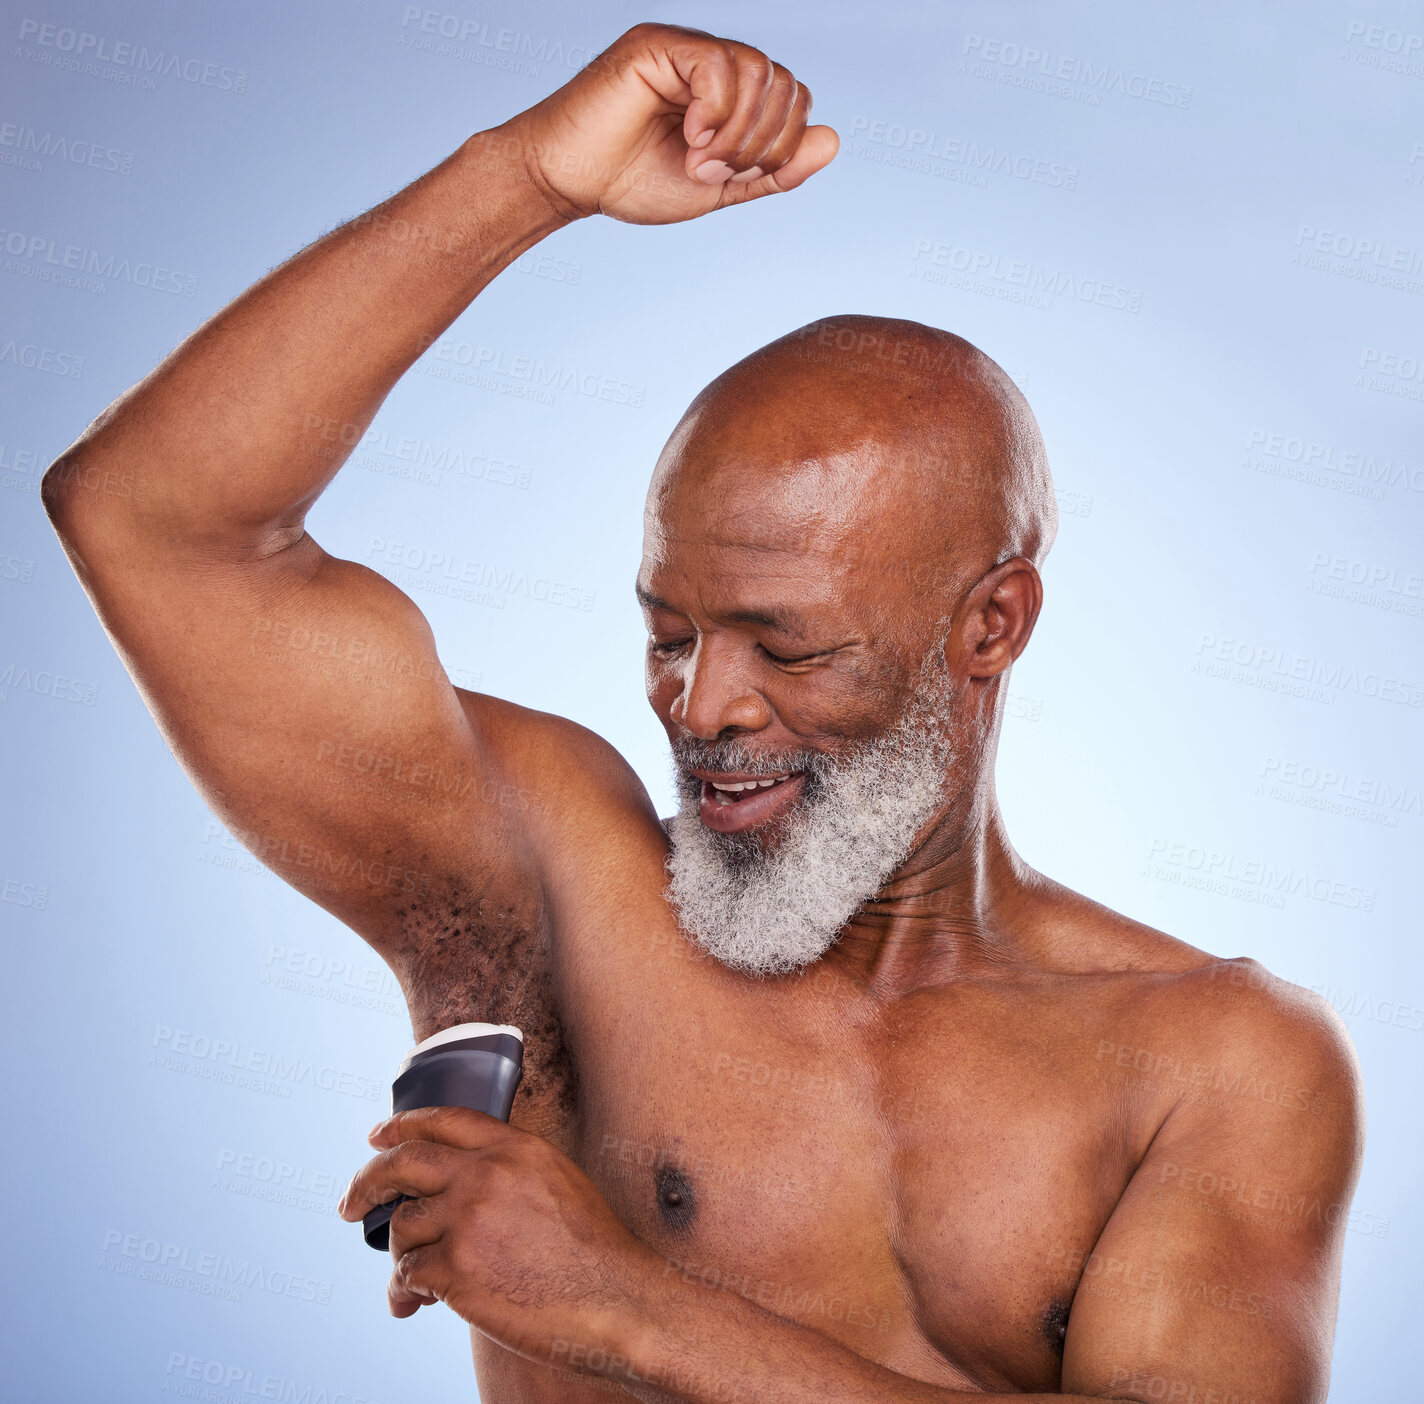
left=496, top=22, right=839, bottom=225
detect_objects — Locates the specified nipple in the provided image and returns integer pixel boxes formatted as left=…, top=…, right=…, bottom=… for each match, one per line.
left=655, top=1165, right=696, bottom=1230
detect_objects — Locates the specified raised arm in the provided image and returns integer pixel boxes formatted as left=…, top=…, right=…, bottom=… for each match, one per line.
left=40, top=23, right=837, bottom=1038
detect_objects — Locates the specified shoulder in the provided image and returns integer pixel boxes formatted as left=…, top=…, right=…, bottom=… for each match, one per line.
left=1048, top=879, right=1360, bottom=1072
left=452, top=689, right=668, bottom=884
left=453, top=689, right=657, bottom=816
left=1139, top=957, right=1366, bottom=1196
left=1042, top=881, right=1363, bottom=1151
left=1173, top=957, right=1363, bottom=1116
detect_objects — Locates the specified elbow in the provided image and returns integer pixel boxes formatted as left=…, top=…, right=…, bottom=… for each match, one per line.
left=41, top=448, right=144, bottom=550
left=39, top=453, right=82, bottom=540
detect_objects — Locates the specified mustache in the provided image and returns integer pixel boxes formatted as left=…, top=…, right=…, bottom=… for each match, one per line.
left=669, top=733, right=832, bottom=779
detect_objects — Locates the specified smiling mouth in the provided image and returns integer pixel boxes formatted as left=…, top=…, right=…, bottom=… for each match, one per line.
left=692, top=770, right=809, bottom=835
left=705, top=773, right=795, bottom=806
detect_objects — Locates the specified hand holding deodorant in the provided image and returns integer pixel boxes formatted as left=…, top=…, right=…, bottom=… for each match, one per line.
left=361, top=1022, right=524, bottom=1251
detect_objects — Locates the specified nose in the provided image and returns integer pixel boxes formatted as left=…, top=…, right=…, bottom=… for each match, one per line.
left=670, top=636, right=772, bottom=739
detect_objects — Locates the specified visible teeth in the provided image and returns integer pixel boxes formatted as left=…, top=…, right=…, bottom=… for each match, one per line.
left=709, top=774, right=789, bottom=794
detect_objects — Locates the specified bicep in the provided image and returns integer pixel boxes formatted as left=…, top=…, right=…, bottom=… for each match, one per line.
left=1061, top=1008, right=1364, bottom=1404
left=64, top=523, right=528, bottom=948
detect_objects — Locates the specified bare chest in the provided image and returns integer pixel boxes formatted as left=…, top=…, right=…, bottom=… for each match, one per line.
left=556, top=942, right=1144, bottom=1394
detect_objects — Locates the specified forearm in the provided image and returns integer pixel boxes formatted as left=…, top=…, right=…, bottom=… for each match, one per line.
left=43, top=123, right=570, bottom=548
left=586, top=1260, right=1107, bottom=1404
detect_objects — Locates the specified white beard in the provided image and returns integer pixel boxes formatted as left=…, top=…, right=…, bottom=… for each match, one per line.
left=663, top=662, right=958, bottom=977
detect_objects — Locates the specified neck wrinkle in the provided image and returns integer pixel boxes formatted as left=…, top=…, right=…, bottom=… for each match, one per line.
left=826, top=787, right=1040, bottom=998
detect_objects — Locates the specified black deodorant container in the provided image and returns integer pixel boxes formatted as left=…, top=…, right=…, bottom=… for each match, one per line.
left=362, top=1022, right=524, bottom=1250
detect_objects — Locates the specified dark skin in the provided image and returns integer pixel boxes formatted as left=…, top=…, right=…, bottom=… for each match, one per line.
left=44, top=22, right=1362, bottom=1404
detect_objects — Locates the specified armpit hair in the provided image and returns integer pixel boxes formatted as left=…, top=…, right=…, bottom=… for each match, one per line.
left=391, top=875, right=578, bottom=1134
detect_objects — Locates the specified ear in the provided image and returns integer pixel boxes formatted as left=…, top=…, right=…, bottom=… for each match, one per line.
left=956, top=557, right=1044, bottom=679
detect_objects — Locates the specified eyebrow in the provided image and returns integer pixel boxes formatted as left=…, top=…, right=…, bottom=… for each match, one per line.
left=635, top=586, right=813, bottom=641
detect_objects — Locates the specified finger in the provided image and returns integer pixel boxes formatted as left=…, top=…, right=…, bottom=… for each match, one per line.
left=392, top=1243, right=448, bottom=1315
left=726, top=123, right=838, bottom=202
left=684, top=43, right=775, bottom=184
left=742, top=80, right=812, bottom=180
left=386, top=1201, right=443, bottom=1315
left=368, top=1104, right=511, bottom=1152
left=659, top=38, right=736, bottom=153
left=387, top=1192, right=445, bottom=1254
left=338, top=1139, right=461, bottom=1222
left=387, top=1283, right=428, bottom=1319
left=724, top=66, right=800, bottom=184
left=389, top=1247, right=440, bottom=1317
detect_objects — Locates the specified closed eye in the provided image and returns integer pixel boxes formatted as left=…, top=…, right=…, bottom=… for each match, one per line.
left=759, top=644, right=825, bottom=666
left=648, top=638, right=831, bottom=665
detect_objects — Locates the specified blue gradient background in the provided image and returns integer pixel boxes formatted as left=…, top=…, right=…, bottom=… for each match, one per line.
left=2, top=2, right=1420, bottom=1400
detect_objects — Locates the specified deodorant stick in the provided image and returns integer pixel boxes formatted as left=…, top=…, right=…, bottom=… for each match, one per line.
left=362, top=1022, right=524, bottom=1250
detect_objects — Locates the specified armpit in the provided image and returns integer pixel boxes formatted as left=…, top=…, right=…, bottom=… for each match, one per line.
left=392, top=876, right=580, bottom=1141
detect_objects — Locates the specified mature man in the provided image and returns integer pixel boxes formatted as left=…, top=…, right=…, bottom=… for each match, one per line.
left=43, top=22, right=1361, bottom=1404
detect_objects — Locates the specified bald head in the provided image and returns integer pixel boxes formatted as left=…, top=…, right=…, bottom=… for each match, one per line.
left=648, top=314, right=1056, bottom=613
left=646, top=318, right=1055, bottom=956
